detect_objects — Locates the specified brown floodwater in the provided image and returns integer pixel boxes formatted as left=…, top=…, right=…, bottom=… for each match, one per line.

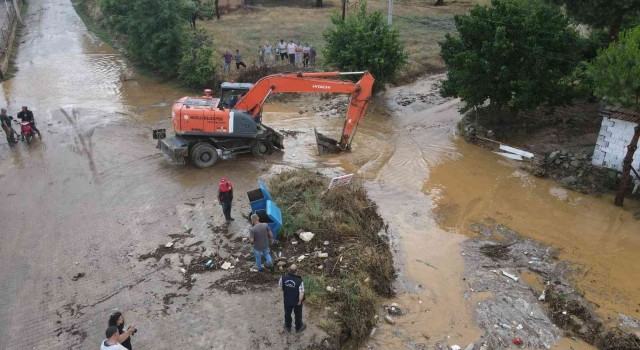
left=0, top=0, right=636, bottom=348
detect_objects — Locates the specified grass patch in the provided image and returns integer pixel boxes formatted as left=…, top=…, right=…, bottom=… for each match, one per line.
left=269, top=169, right=394, bottom=348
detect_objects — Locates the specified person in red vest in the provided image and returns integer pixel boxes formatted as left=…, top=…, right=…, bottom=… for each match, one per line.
left=217, top=177, right=234, bottom=222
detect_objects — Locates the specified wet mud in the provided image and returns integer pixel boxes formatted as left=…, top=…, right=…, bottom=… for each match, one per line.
left=1, top=0, right=639, bottom=348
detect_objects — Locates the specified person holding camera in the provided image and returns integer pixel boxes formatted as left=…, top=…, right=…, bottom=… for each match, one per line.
left=107, top=311, right=136, bottom=350
left=100, top=326, right=128, bottom=350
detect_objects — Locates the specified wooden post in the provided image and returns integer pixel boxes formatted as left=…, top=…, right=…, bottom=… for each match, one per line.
left=342, top=0, right=346, bottom=21
left=614, top=126, right=640, bottom=206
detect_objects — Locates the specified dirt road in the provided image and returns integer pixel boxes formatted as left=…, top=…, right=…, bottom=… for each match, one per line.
left=1, top=0, right=639, bottom=349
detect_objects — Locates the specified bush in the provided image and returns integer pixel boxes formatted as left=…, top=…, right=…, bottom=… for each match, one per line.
left=178, top=29, right=217, bottom=88
left=323, top=1, right=407, bottom=91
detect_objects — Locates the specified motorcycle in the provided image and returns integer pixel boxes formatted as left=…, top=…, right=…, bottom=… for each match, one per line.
left=15, top=120, right=35, bottom=145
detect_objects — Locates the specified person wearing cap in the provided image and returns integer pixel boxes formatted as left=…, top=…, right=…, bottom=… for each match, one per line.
left=278, top=264, right=306, bottom=333
left=217, top=177, right=234, bottom=222
left=100, top=326, right=128, bottom=350
left=17, top=106, right=41, bottom=138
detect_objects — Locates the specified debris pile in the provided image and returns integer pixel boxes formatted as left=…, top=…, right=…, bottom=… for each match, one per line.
left=522, top=150, right=620, bottom=194
left=465, top=220, right=640, bottom=350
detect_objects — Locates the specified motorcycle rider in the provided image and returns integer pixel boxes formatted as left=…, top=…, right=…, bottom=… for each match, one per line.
left=0, top=108, right=16, bottom=145
left=17, top=106, right=41, bottom=138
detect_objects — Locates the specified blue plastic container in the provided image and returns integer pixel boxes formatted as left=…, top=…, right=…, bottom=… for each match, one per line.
left=247, top=180, right=282, bottom=239
left=246, top=179, right=273, bottom=212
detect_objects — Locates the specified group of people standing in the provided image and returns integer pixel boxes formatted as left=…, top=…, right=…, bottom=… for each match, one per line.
left=260, top=40, right=317, bottom=68
left=98, top=177, right=307, bottom=349
left=216, top=177, right=307, bottom=333
left=221, top=39, right=318, bottom=75
left=218, top=177, right=307, bottom=333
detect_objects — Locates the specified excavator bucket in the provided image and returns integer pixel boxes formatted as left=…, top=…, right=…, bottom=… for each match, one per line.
left=314, top=128, right=343, bottom=155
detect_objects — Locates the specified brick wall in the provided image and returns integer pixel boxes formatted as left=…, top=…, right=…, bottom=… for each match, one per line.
left=592, top=117, right=640, bottom=171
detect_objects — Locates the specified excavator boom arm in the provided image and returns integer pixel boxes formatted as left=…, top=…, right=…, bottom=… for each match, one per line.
left=234, top=71, right=375, bottom=151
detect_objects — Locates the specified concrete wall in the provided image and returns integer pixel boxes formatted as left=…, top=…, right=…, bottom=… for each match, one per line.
left=592, top=117, right=640, bottom=171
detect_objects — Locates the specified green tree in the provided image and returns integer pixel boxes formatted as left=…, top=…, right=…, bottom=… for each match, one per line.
left=178, top=29, right=217, bottom=87
left=440, top=0, right=582, bottom=113
left=101, top=0, right=217, bottom=87
left=549, top=0, right=640, bottom=42
left=323, top=1, right=407, bottom=91
left=181, top=0, right=215, bottom=28
left=101, top=0, right=184, bottom=76
left=588, top=26, right=640, bottom=206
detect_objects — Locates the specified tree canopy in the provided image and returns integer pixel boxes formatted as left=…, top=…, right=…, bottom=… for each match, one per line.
left=101, top=0, right=217, bottom=87
left=587, top=26, right=640, bottom=111
left=323, top=2, right=407, bottom=91
left=549, top=0, right=640, bottom=41
left=439, top=0, right=582, bottom=113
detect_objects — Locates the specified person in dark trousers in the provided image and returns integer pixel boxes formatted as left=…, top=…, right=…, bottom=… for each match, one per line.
left=17, top=106, right=41, bottom=138
left=278, top=264, right=306, bottom=333
left=249, top=213, right=275, bottom=271
left=234, top=50, right=247, bottom=69
left=107, top=311, right=136, bottom=350
left=217, top=177, right=234, bottom=222
left=0, top=108, right=16, bottom=145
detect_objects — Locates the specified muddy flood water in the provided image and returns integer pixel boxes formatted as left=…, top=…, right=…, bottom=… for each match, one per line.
left=0, top=0, right=638, bottom=349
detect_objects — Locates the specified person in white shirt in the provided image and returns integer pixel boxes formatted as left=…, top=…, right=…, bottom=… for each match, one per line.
left=100, top=326, right=128, bottom=350
left=264, top=42, right=273, bottom=65
left=278, top=39, right=287, bottom=62
left=287, top=40, right=297, bottom=66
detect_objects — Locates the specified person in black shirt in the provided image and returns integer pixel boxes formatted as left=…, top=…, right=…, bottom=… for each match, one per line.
left=17, top=106, right=41, bottom=138
left=107, top=311, right=137, bottom=350
left=278, top=264, right=306, bottom=333
left=0, top=108, right=16, bottom=145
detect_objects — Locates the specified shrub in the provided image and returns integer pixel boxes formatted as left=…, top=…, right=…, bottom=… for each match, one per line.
left=323, top=1, right=407, bottom=91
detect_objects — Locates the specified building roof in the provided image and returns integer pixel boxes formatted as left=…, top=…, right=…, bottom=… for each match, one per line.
left=599, top=105, right=640, bottom=124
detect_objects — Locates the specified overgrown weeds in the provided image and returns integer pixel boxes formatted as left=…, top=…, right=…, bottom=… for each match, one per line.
left=269, top=169, right=394, bottom=348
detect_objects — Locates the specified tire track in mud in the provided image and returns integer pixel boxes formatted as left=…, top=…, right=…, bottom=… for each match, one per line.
left=59, top=107, right=98, bottom=179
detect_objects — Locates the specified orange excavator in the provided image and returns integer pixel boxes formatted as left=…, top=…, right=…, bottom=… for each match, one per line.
left=153, top=71, right=375, bottom=168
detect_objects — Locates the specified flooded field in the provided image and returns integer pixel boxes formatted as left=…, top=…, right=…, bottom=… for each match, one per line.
left=0, top=0, right=637, bottom=349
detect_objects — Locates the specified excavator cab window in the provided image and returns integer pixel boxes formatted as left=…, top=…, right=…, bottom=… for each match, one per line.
left=220, top=88, right=250, bottom=109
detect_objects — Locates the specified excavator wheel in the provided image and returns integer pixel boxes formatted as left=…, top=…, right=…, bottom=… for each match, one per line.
left=251, top=139, right=273, bottom=157
left=190, top=142, right=219, bottom=168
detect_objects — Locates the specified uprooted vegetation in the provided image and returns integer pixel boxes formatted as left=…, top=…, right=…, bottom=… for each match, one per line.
left=269, top=169, right=395, bottom=348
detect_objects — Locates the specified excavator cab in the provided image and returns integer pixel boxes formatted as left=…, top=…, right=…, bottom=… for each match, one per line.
left=219, top=82, right=253, bottom=109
